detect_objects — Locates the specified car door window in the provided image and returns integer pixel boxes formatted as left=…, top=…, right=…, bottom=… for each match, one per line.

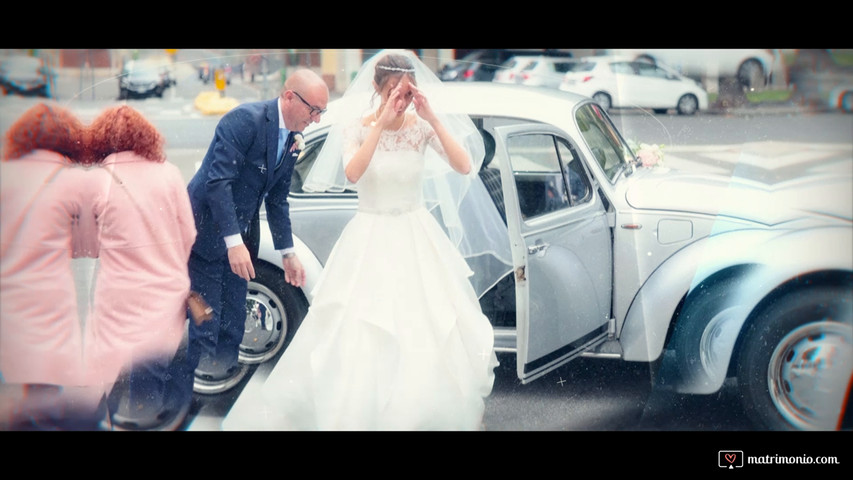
left=506, top=133, right=571, bottom=220
left=610, top=61, right=635, bottom=76
left=557, top=139, right=592, bottom=205
left=635, top=62, right=668, bottom=79
left=553, top=61, right=577, bottom=74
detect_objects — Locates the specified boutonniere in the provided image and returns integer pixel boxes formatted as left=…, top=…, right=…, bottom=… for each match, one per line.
left=290, top=133, right=305, bottom=152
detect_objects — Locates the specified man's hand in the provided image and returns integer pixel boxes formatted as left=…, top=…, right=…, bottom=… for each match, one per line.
left=228, top=243, right=255, bottom=281
left=282, top=255, right=305, bottom=287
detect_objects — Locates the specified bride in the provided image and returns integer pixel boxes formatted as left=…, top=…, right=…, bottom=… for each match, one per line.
left=222, top=50, right=506, bottom=431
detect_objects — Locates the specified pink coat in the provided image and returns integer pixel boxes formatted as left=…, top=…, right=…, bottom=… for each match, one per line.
left=84, top=152, right=196, bottom=386
left=0, top=151, right=96, bottom=386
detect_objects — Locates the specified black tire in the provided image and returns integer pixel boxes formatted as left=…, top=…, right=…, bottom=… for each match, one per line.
left=118, top=88, right=128, bottom=100
left=736, top=286, right=852, bottom=431
left=670, top=272, right=750, bottom=389
left=841, top=91, right=853, bottom=113
left=737, top=59, right=765, bottom=90
left=239, top=262, right=308, bottom=365
left=676, top=94, right=700, bottom=115
left=592, top=92, right=612, bottom=111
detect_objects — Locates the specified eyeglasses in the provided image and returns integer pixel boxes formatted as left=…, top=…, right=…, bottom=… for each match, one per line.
left=292, top=91, right=327, bottom=116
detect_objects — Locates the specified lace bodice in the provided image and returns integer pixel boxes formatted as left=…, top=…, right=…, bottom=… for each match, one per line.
left=343, top=115, right=447, bottom=215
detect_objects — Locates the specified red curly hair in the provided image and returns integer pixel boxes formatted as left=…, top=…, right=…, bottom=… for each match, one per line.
left=2, top=103, right=86, bottom=162
left=87, top=105, right=165, bottom=163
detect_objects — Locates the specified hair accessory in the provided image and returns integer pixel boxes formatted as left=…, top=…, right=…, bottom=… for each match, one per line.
left=377, top=65, right=415, bottom=73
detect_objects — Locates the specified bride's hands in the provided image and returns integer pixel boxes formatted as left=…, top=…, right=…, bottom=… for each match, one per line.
left=411, top=84, right=437, bottom=123
left=376, top=84, right=408, bottom=128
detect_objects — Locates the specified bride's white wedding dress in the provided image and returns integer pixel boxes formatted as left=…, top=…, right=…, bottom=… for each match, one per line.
left=222, top=115, right=499, bottom=431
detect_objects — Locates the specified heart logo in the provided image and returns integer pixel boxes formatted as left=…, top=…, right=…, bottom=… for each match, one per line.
left=725, top=453, right=736, bottom=464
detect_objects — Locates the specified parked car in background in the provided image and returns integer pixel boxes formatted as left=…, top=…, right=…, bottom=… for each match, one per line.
left=118, top=58, right=175, bottom=99
left=607, top=49, right=775, bottom=90
left=439, top=49, right=573, bottom=83
left=492, top=55, right=540, bottom=84
left=211, top=83, right=850, bottom=431
left=506, top=56, right=579, bottom=89
left=439, top=49, right=515, bottom=82
left=559, top=55, right=708, bottom=115
left=0, top=54, right=54, bottom=97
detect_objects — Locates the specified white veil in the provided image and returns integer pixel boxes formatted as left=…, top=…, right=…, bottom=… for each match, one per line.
left=303, top=49, right=513, bottom=297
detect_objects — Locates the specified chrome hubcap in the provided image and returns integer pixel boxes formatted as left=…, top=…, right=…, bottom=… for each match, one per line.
left=767, top=320, right=853, bottom=430
left=240, top=282, right=287, bottom=364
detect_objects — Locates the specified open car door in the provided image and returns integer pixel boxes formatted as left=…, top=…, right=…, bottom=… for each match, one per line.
left=493, top=124, right=613, bottom=383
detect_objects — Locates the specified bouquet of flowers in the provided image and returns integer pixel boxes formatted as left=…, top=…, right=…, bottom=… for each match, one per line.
left=627, top=139, right=665, bottom=168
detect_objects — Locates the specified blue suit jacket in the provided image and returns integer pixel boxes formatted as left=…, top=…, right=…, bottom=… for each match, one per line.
left=187, top=98, right=300, bottom=262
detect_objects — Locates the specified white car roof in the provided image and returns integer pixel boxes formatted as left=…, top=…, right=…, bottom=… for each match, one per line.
left=308, top=83, right=591, bottom=135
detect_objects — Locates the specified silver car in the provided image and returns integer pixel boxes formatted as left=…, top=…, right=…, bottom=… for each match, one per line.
left=232, top=83, right=851, bottom=431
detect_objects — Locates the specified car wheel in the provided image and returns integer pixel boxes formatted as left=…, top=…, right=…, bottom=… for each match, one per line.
left=840, top=91, right=853, bottom=113
left=736, top=285, right=852, bottom=431
left=592, top=92, right=612, bottom=111
left=737, top=59, right=765, bottom=90
left=118, top=88, right=128, bottom=100
left=668, top=269, right=756, bottom=390
left=676, top=94, right=699, bottom=115
left=239, top=261, right=308, bottom=365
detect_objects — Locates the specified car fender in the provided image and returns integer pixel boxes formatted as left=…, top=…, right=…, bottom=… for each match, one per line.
left=256, top=219, right=322, bottom=304
left=620, top=226, right=852, bottom=368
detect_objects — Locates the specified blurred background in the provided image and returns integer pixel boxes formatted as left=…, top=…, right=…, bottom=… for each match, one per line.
left=1, top=48, right=852, bottom=112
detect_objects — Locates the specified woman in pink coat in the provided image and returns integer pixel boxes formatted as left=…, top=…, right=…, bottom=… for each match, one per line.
left=86, top=105, right=196, bottom=430
left=0, top=103, right=104, bottom=429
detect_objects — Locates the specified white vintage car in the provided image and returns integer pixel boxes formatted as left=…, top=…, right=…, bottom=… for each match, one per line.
left=230, top=83, right=851, bottom=431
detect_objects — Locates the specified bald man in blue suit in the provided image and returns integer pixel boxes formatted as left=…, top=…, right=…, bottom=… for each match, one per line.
left=173, top=69, right=329, bottom=412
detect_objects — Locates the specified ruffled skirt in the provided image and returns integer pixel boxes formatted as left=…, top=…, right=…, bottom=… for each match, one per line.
left=223, top=206, right=498, bottom=431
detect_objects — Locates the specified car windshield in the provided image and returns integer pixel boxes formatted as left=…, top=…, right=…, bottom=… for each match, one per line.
left=124, top=60, right=162, bottom=78
left=574, top=102, right=635, bottom=181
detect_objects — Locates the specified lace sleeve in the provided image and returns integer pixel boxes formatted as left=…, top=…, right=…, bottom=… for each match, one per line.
left=341, top=121, right=364, bottom=168
left=419, top=117, right=448, bottom=162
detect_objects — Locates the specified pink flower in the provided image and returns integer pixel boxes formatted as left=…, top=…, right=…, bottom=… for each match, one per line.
left=635, top=143, right=664, bottom=167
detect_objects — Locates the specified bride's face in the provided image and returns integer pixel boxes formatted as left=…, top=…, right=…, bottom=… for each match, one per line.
left=379, top=75, right=415, bottom=113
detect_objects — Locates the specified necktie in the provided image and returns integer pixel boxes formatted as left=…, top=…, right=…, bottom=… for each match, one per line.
left=277, top=130, right=294, bottom=169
